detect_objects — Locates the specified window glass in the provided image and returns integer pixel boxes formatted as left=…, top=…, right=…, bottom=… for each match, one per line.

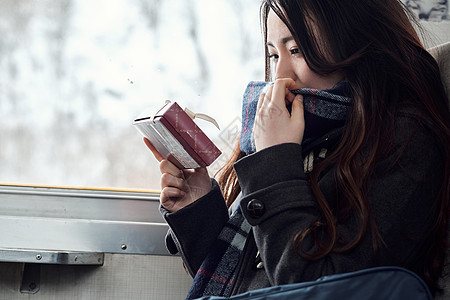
left=1, top=0, right=447, bottom=191
left=0, top=0, right=264, bottom=190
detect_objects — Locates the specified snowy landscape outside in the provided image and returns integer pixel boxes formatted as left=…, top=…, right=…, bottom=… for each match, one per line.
left=0, top=0, right=448, bottom=191
left=0, top=0, right=264, bottom=190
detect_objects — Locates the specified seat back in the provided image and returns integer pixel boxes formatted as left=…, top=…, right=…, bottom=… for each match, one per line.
left=428, top=42, right=450, bottom=300
left=429, top=42, right=450, bottom=107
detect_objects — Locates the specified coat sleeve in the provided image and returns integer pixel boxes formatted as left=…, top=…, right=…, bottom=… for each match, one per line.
left=160, top=179, right=229, bottom=277
left=233, top=116, right=444, bottom=286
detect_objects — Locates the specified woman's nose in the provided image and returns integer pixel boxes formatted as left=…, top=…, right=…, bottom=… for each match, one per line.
left=274, top=55, right=294, bottom=80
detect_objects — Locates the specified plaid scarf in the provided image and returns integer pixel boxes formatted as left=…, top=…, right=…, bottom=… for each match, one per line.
left=240, top=80, right=352, bottom=155
left=186, top=81, right=351, bottom=299
left=186, top=204, right=251, bottom=299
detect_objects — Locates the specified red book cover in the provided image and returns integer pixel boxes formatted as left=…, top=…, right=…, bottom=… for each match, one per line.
left=134, top=102, right=222, bottom=169
left=154, top=102, right=221, bottom=166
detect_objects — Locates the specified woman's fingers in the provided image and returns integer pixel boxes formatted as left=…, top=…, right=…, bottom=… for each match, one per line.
left=160, top=186, right=186, bottom=200
left=290, top=94, right=305, bottom=135
left=271, top=78, right=296, bottom=108
left=161, top=172, right=189, bottom=192
left=161, top=172, right=183, bottom=187
left=254, top=78, right=305, bottom=151
left=160, top=160, right=190, bottom=188
left=143, top=138, right=165, bottom=162
left=188, top=166, right=208, bottom=175
left=160, top=159, right=183, bottom=178
left=257, top=83, right=273, bottom=111
left=257, top=78, right=295, bottom=121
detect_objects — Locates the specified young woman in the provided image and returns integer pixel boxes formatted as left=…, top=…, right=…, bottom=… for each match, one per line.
left=144, top=0, right=449, bottom=297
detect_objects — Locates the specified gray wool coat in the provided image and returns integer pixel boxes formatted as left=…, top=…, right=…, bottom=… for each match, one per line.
left=160, top=109, right=445, bottom=296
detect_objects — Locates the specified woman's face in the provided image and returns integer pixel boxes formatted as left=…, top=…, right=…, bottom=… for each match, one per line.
left=266, top=9, right=342, bottom=90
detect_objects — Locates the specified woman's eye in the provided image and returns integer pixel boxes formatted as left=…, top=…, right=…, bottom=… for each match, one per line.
left=290, top=48, right=301, bottom=55
left=269, top=53, right=279, bottom=60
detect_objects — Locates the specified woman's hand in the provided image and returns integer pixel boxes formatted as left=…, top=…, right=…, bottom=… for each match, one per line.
left=144, top=138, right=212, bottom=212
left=254, top=78, right=305, bottom=151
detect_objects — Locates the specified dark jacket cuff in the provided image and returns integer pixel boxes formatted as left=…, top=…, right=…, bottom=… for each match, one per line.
left=160, top=179, right=229, bottom=276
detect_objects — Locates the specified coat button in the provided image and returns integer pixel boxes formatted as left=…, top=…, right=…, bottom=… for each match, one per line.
left=247, top=199, right=265, bottom=218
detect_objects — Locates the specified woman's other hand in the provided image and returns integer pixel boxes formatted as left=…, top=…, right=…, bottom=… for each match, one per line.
left=144, top=138, right=212, bottom=212
left=254, top=78, right=305, bottom=151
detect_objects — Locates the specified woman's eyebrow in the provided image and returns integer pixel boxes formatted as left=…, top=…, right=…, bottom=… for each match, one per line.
left=267, top=36, right=295, bottom=48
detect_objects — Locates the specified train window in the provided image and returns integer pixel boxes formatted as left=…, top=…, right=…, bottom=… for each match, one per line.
left=0, top=0, right=264, bottom=190
left=0, top=0, right=447, bottom=190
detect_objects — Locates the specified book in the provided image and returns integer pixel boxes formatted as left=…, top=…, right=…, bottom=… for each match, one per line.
left=133, top=101, right=222, bottom=169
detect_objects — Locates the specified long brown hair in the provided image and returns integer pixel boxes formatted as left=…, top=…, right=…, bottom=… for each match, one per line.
left=217, top=0, right=449, bottom=293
